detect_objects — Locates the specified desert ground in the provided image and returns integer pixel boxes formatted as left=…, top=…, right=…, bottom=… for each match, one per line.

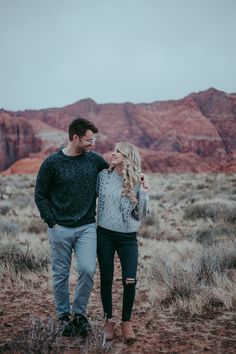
left=0, top=172, right=236, bottom=353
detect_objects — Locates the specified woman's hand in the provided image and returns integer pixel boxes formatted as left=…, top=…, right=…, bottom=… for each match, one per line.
left=139, top=173, right=150, bottom=192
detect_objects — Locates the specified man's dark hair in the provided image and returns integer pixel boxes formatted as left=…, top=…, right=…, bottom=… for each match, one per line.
left=68, top=118, right=98, bottom=141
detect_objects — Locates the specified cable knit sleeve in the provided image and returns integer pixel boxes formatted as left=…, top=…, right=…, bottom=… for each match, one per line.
left=131, top=188, right=151, bottom=221
left=34, top=158, right=57, bottom=227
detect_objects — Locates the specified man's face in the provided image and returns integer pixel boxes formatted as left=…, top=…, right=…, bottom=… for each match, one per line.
left=73, top=129, right=97, bottom=153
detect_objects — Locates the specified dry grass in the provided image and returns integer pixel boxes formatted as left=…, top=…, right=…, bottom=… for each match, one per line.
left=8, top=317, right=61, bottom=353
left=0, top=172, right=236, bottom=353
left=188, top=223, right=236, bottom=245
left=6, top=317, right=115, bottom=354
left=148, top=239, right=236, bottom=315
left=0, top=200, right=11, bottom=215
left=0, top=240, right=50, bottom=274
left=184, top=198, right=236, bottom=223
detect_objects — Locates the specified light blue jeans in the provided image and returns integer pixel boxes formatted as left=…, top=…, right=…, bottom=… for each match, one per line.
left=48, top=223, right=97, bottom=318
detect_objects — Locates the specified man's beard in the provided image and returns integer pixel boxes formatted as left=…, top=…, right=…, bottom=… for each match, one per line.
left=75, top=145, right=92, bottom=154
left=75, top=145, right=86, bottom=154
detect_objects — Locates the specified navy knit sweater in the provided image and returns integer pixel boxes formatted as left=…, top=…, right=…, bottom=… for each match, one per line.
left=35, top=150, right=108, bottom=228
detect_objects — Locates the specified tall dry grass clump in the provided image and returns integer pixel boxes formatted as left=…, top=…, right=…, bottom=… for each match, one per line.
left=0, top=241, right=50, bottom=273
left=0, top=237, right=50, bottom=289
left=149, top=239, right=236, bottom=315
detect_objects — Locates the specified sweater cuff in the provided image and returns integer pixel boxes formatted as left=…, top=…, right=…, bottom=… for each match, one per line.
left=139, top=189, right=149, bottom=199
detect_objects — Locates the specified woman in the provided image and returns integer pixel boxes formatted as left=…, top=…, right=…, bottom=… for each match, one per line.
left=96, top=142, right=150, bottom=343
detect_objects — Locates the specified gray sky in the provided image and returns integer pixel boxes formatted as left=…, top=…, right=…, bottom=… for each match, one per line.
left=0, top=0, right=235, bottom=111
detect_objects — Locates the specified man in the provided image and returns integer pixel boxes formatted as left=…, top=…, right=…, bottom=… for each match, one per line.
left=35, top=117, right=109, bottom=337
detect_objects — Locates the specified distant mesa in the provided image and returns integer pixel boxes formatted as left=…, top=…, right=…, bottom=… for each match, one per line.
left=1, top=87, right=236, bottom=174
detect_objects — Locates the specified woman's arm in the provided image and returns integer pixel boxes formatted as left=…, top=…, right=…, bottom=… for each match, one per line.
left=132, top=182, right=151, bottom=221
left=96, top=171, right=101, bottom=197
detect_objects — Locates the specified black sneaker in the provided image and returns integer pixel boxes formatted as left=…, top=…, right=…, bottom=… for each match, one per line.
left=73, top=313, right=92, bottom=338
left=59, top=314, right=75, bottom=337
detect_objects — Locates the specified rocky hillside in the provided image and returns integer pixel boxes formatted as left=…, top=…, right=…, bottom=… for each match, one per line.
left=1, top=88, right=236, bottom=173
left=0, top=112, right=41, bottom=171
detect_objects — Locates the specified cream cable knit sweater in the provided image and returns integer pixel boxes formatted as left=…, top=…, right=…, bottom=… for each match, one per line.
left=96, top=169, right=150, bottom=233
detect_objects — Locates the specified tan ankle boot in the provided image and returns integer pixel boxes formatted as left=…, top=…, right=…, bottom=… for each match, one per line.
left=104, top=320, right=115, bottom=341
left=121, top=321, right=136, bottom=343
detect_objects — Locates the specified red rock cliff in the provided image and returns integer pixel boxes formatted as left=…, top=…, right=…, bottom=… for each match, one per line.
left=0, top=112, right=41, bottom=171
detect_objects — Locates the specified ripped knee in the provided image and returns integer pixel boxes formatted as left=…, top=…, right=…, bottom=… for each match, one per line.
left=123, top=277, right=136, bottom=285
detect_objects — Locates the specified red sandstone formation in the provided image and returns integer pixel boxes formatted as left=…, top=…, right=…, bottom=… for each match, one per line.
left=2, top=157, right=44, bottom=175
left=0, top=112, right=41, bottom=171
left=1, top=88, right=236, bottom=174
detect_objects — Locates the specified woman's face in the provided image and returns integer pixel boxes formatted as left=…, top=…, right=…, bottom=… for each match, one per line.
left=111, top=146, right=126, bottom=166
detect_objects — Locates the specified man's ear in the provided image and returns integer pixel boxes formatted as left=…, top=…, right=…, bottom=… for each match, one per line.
left=72, top=134, right=79, bottom=142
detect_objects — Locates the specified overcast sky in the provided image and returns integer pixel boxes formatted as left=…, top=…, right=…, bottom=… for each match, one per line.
left=0, top=0, right=235, bottom=111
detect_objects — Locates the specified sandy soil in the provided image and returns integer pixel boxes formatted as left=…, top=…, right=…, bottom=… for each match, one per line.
left=0, top=255, right=236, bottom=354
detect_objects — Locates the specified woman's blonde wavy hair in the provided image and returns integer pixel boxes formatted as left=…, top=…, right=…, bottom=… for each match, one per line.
left=109, top=142, right=141, bottom=204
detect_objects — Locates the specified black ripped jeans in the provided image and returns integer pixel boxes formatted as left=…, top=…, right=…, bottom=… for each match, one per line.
left=97, top=226, right=138, bottom=321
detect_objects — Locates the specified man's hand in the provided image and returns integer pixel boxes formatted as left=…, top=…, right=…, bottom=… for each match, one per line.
left=51, top=224, right=58, bottom=229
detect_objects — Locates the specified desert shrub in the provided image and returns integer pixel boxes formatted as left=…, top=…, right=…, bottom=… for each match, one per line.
left=155, top=221, right=183, bottom=242
left=184, top=199, right=236, bottom=223
left=196, top=183, right=208, bottom=190
left=149, top=192, right=165, bottom=201
left=142, top=211, right=157, bottom=226
left=173, top=191, right=201, bottom=204
left=197, top=242, right=236, bottom=282
left=204, top=175, right=215, bottom=184
left=207, top=273, right=236, bottom=308
left=0, top=201, right=11, bottom=215
left=13, top=192, right=33, bottom=209
left=166, top=184, right=175, bottom=191
left=8, top=317, right=113, bottom=354
left=183, top=182, right=194, bottom=188
left=151, top=258, right=199, bottom=300
left=26, top=218, right=48, bottom=234
left=14, top=175, right=35, bottom=189
left=138, top=226, right=157, bottom=239
left=149, top=240, right=201, bottom=298
left=0, top=242, right=50, bottom=273
left=138, top=211, right=159, bottom=239
left=231, top=189, right=236, bottom=198
left=0, top=219, right=20, bottom=235
left=9, top=317, right=61, bottom=354
left=149, top=240, right=236, bottom=313
left=189, top=224, right=236, bottom=245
